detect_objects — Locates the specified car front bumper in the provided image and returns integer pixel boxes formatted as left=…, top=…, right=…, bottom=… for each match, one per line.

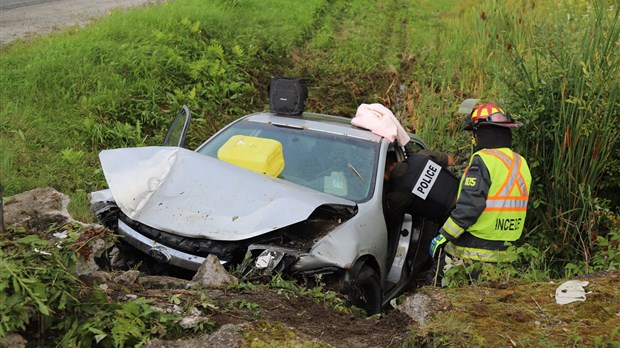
left=117, top=219, right=206, bottom=271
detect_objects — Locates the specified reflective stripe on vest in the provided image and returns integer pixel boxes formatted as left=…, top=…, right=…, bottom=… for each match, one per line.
left=467, top=148, right=531, bottom=242
left=482, top=149, right=529, bottom=212
left=441, top=216, right=464, bottom=240
left=444, top=242, right=514, bottom=263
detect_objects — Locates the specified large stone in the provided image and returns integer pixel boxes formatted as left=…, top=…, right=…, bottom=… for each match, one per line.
left=396, top=291, right=451, bottom=325
left=198, top=323, right=246, bottom=348
left=79, top=270, right=112, bottom=286
left=144, top=323, right=246, bottom=348
left=190, top=254, right=238, bottom=289
left=113, top=270, right=141, bottom=285
left=3, top=187, right=73, bottom=230
left=75, top=236, right=114, bottom=276
left=137, top=275, right=191, bottom=290
left=0, top=333, right=27, bottom=348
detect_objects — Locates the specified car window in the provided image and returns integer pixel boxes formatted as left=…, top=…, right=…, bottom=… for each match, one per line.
left=404, top=139, right=426, bottom=154
left=196, top=120, right=379, bottom=202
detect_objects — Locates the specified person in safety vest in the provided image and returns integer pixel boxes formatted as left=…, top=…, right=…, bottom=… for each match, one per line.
left=384, top=150, right=456, bottom=272
left=426, top=103, right=532, bottom=286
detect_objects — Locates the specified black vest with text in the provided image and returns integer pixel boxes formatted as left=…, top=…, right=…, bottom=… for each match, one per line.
left=391, top=154, right=459, bottom=222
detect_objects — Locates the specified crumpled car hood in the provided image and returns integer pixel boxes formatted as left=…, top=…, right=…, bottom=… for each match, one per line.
left=99, top=146, right=357, bottom=241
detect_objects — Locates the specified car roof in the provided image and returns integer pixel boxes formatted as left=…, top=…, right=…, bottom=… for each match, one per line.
left=241, top=112, right=383, bottom=142
left=241, top=111, right=426, bottom=148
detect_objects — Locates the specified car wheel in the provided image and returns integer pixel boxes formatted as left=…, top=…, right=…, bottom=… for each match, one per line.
left=348, top=265, right=382, bottom=315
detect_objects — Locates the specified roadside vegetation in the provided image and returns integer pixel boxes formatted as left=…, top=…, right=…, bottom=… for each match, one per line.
left=1, top=0, right=619, bottom=346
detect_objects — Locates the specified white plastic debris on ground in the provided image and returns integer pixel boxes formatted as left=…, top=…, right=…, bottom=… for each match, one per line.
left=53, top=230, right=68, bottom=239
left=555, top=280, right=590, bottom=305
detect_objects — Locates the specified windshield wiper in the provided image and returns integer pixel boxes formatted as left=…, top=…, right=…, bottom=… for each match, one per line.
left=347, top=162, right=365, bottom=183
left=270, top=122, right=305, bottom=130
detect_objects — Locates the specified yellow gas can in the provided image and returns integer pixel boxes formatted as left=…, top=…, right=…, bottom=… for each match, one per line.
left=217, top=135, right=285, bottom=177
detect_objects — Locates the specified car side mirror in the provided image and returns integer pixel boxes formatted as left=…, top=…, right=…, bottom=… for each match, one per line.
left=163, top=105, right=191, bottom=147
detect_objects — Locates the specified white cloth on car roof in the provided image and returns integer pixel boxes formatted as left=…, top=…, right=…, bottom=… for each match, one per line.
left=351, top=103, right=410, bottom=146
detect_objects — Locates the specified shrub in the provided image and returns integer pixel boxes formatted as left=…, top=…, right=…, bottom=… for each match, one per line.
left=503, top=3, right=619, bottom=274
left=0, top=225, right=180, bottom=346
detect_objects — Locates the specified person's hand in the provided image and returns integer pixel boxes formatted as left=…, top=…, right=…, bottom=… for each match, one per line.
left=429, top=234, right=447, bottom=258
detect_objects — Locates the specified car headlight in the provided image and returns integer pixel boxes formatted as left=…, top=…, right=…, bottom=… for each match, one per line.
left=241, top=245, right=304, bottom=278
left=255, top=249, right=285, bottom=272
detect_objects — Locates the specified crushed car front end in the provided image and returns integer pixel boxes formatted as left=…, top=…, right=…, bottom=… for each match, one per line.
left=89, top=112, right=388, bottom=280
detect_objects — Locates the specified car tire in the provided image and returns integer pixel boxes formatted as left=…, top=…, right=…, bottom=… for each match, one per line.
left=348, top=265, right=382, bottom=315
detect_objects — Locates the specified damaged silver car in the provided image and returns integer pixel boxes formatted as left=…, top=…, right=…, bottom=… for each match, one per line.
left=90, top=104, right=441, bottom=314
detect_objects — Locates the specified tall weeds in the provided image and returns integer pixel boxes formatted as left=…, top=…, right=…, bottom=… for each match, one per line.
left=505, top=3, right=620, bottom=272
left=393, top=0, right=619, bottom=275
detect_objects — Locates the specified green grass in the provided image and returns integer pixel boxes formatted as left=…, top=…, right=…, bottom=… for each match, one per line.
left=389, top=0, right=563, bottom=156
left=403, top=276, right=620, bottom=347
left=0, top=0, right=327, bottom=218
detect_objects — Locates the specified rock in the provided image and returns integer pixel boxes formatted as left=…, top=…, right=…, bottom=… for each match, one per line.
left=106, top=245, right=131, bottom=269
left=178, top=307, right=210, bottom=330
left=144, top=323, right=247, bottom=348
left=0, top=333, right=27, bottom=348
left=397, top=291, right=451, bottom=325
left=113, top=270, right=140, bottom=285
left=143, top=339, right=174, bottom=348
left=190, top=254, right=238, bottom=289
left=79, top=270, right=112, bottom=286
left=2, top=188, right=114, bottom=278
left=397, top=293, right=432, bottom=325
left=75, top=236, right=114, bottom=276
left=137, top=275, right=191, bottom=290
left=122, top=294, right=139, bottom=301
left=198, top=323, right=246, bottom=348
left=3, top=187, right=74, bottom=231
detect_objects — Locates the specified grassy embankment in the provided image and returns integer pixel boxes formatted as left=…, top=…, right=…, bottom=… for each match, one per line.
left=0, top=0, right=327, bottom=220
left=0, top=0, right=619, bottom=346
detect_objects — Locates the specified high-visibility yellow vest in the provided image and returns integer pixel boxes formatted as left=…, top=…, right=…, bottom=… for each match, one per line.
left=465, top=148, right=532, bottom=241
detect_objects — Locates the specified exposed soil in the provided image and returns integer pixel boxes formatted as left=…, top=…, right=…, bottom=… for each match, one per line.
left=62, top=223, right=620, bottom=348
left=86, top=257, right=416, bottom=347
left=2, top=188, right=417, bottom=347
left=129, top=283, right=414, bottom=347
left=91, top=235, right=416, bottom=347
